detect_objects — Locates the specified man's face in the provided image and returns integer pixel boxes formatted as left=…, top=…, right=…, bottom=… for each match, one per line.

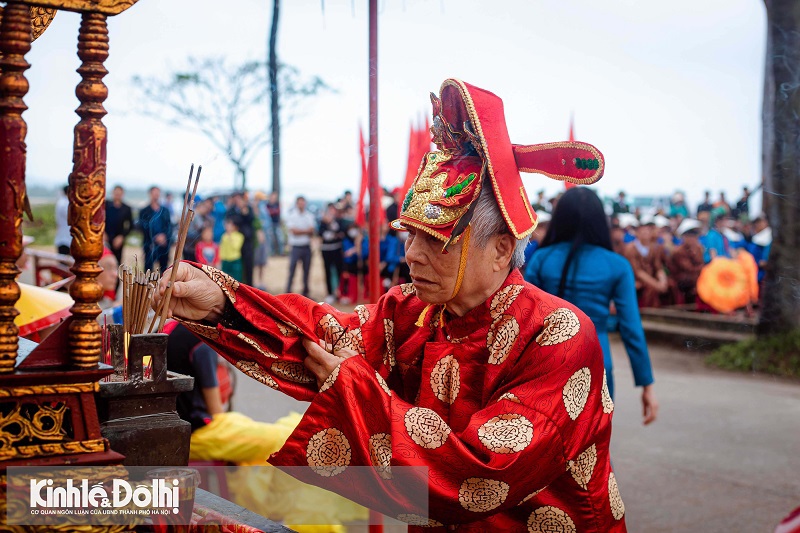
left=113, top=187, right=123, bottom=203
left=297, top=198, right=306, bottom=211
left=405, top=227, right=507, bottom=307
left=150, top=188, right=161, bottom=203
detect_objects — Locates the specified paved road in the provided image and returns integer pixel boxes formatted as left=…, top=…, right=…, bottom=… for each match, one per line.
left=610, top=337, right=800, bottom=533
left=233, top=331, right=800, bottom=532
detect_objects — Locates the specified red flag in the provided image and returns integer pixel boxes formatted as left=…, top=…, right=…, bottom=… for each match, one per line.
left=565, top=114, right=577, bottom=190
left=402, top=121, right=418, bottom=194
left=356, top=125, right=369, bottom=226
left=402, top=117, right=433, bottom=194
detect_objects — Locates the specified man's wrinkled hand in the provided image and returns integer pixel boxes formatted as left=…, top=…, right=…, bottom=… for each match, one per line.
left=303, top=338, right=357, bottom=389
left=152, top=262, right=226, bottom=322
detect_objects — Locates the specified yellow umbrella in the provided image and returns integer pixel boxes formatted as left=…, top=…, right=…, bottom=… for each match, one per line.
left=14, top=282, right=72, bottom=338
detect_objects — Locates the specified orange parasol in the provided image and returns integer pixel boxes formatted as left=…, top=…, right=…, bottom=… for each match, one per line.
left=736, top=249, right=759, bottom=302
left=14, top=282, right=73, bottom=338
left=696, top=258, right=750, bottom=313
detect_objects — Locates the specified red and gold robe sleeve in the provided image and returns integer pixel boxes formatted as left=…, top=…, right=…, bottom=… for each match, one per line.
left=176, top=262, right=395, bottom=402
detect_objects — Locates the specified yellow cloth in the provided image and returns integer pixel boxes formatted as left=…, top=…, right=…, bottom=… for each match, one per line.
left=190, top=411, right=367, bottom=532
left=219, top=231, right=244, bottom=261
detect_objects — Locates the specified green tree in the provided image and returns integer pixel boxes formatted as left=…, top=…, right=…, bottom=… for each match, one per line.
left=132, top=57, right=329, bottom=191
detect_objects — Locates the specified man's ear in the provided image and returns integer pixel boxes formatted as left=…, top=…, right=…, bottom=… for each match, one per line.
left=493, top=233, right=516, bottom=271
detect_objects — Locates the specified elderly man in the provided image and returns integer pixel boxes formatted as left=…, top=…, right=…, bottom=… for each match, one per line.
left=155, top=79, right=624, bottom=532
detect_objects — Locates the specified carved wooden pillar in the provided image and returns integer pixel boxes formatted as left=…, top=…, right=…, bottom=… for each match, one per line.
left=68, top=12, right=108, bottom=369
left=0, top=3, right=31, bottom=374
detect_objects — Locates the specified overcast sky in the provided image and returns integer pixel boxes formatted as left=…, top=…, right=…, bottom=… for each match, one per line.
left=24, top=0, right=765, bottom=210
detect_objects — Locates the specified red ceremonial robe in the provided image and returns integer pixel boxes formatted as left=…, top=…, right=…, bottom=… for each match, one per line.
left=180, top=263, right=627, bottom=532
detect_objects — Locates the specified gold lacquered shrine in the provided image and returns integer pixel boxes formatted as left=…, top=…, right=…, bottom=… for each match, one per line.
left=0, top=0, right=138, bottom=501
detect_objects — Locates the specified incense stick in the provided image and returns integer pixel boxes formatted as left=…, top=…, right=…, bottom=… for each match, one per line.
left=150, top=164, right=202, bottom=333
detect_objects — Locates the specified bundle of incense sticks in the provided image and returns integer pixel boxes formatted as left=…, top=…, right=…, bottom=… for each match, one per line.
left=150, top=164, right=201, bottom=333
left=118, top=263, right=160, bottom=336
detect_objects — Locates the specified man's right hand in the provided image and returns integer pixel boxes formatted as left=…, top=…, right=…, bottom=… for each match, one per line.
left=152, top=262, right=226, bottom=322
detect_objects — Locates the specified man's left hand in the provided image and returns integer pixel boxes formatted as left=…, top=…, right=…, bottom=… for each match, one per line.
left=303, top=338, right=357, bottom=389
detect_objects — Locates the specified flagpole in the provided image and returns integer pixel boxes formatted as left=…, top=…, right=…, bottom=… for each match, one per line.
left=367, top=0, right=381, bottom=306
left=368, top=4, right=383, bottom=530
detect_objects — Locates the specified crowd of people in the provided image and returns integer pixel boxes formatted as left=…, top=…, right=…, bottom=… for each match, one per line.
left=529, top=186, right=770, bottom=310
left=57, top=180, right=770, bottom=315
left=94, top=185, right=285, bottom=287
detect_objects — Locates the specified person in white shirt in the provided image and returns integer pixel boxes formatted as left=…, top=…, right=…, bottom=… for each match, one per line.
left=284, top=196, right=316, bottom=297
left=54, top=185, right=71, bottom=255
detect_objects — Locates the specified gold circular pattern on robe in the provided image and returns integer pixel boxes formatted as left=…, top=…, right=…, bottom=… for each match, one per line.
left=319, top=314, right=360, bottom=352
left=477, top=413, right=534, bottom=454
left=319, top=364, right=340, bottom=393
left=306, top=428, right=351, bottom=477
left=202, top=265, right=240, bottom=303
left=458, top=477, right=510, bottom=513
left=375, top=371, right=392, bottom=396
left=601, top=370, right=614, bottom=414
left=351, top=327, right=366, bottom=355
left=368, top=433, right=392, bottom=480
left=518, top=487, right=545, bottom=506
left=497, top=392, right=522, bottom=404
left=355, top=304, right=371, bottom=326
left=527, top=505, right=577, bottom=533
left=562, top=367, right=591, bottom=421
left=271, top=361, right=316, bottom=384
left=608, top=472, right=625, bottom=520
left=404, top=407, right=451, bottom=449
left=487, top=315, right=520, bottom=365
left=536, top=308, right=581, bottom=346
left=235, top=360, right=278, bottom=390
left=567, top=444, right=597, bottom=490
left=383, top=318, right=396, bottom=369
left=396, top=514, right=443, bottom=527
left=490, top=284, right=524, bottom=320
left=430, top=354, right=461, bottom=405
left=399, top=283, right=416, bottom=296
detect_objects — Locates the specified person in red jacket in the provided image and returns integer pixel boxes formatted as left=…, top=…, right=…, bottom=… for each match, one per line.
left=154, top=79, right=625, bottom=532
left=195, top=226, right=220, bottom=269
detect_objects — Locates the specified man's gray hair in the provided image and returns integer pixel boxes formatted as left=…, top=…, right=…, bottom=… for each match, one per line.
left=470, top=180, right=530, bottom=270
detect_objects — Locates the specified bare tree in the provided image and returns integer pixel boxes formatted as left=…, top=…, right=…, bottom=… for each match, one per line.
left=133, top=57, right=329, bottom=191
left=758, top=0, right=800, bottom=336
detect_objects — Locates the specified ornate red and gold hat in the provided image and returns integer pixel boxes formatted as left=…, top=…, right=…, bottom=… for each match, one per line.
left=391, top=78, right=605, bottom=247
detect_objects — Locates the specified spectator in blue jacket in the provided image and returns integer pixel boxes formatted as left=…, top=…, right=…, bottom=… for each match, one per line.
left=138, top=186, right=173, bottom=272
left=525, top=187, right=658, bottom=425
